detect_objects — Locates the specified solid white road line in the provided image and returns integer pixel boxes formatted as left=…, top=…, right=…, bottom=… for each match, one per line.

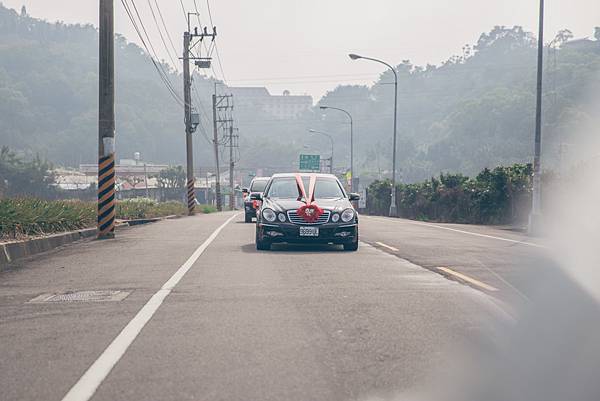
left=436, top=267, right=499, bottom=292
left=61, top=213, right=239, bottom=401
left=375, top=241, right=399, bottom=252
left=364, top=216, right=546, bottom=249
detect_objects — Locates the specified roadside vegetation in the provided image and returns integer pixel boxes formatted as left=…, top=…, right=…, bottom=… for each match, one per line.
left=0, top=198, right=216, bottom=241
left=366, top=164, right=533, bottom=225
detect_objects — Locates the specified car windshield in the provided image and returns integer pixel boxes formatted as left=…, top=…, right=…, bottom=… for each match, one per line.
left=266, top=177, right=344, bottom=199
left=250, top=179, right=268, bottom=192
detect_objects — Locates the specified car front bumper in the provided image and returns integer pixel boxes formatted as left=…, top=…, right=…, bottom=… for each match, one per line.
left=257, top=222, right=358, bottom=244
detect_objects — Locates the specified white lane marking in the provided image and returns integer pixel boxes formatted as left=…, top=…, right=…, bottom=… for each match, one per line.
left=61, top=213, right=240, bottom=401
left=364, top=216, right=546, bottom=249
left=436, top=267, right=499, bottom=292
left=375, top=241, right=399, bottom=252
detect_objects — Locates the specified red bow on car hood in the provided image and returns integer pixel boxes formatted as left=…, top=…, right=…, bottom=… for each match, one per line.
left=295, top=174, right=324, bottom=223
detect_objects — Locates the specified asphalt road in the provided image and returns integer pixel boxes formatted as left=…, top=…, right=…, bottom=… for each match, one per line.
left=360, top=215, right=554, bottom=304
left=1, top=212, right=518, bottom=401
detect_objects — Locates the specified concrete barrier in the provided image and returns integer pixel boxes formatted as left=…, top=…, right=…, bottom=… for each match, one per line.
left=0, top=228, right=97, bottom=268
left=0, top=216, right=179, bottom=270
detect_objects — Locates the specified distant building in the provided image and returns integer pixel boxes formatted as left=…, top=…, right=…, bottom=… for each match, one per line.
left=562, top=37, right=599, bottom=51
left=229, top=87, right=313, bottom=119
left=79, top=160, right=168, bottom=177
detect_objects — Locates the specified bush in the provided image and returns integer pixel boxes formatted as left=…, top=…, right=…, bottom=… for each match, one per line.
left=0, top=198, right=95, bottom=239
left=116, top=198, right=186, bottom=219
left=0, top=198, right=196, bottom=240
left=200, top=204, right=217, bottom=214
left=366, top=163, right=533, bottom=225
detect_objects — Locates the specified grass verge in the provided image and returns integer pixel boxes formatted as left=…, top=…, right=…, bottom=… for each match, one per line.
left=0, top=198, right=216, bottom=240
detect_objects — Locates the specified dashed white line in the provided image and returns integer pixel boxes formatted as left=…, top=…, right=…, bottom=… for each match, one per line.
left=375, top=241, right=399, bottom=252
left=364, top=216, right=546, bottom=249
left=61, top=213, right=239, bottom=401
left=436, top=267, right=499, bottom=292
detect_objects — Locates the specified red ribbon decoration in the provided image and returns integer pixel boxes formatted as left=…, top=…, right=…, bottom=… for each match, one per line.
left=295, top=174, right=324, bottom=223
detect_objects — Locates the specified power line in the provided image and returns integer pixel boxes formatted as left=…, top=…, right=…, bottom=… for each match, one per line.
left=178, top=0, right=187, bottom=22
left=146, top=0, right=178, bottom=69
left=205, top=0, right=227, bottom=83
left=190, top=0, right=220, bottom=81
left=120, top=0, right=184, bottom=106
left=152, top=0, right=180, bottom=67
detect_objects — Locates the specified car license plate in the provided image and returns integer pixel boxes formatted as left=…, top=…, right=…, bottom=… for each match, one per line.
left=299, top=226, right=319, bottom=237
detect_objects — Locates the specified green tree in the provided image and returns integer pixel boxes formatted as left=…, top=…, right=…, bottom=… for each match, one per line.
left=156, top=166, right=185, bottom=201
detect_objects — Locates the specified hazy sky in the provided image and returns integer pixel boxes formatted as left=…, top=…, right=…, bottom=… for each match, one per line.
left=2, top=0, right=599, bottom=99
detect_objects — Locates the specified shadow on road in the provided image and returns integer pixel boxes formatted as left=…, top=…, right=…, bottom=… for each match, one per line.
left=240, top=243, right=344, bottom=254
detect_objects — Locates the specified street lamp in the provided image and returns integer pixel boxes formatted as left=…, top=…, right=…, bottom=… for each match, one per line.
left=320, top=106, right=354, bottom=192
left=348, top=53, right=398, bottom=217
left=529, top=0, right=545, bottom=234
left=308, top=129, right=334, bottom=173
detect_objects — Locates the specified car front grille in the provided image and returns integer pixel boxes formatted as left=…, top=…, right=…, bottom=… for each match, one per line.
left=286, top=210, right=331, bottom=225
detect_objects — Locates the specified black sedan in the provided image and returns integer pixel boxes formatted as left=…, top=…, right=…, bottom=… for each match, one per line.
left=242, top=176, right=270, bottom=223
left=253, top=173, right=359, bottom=251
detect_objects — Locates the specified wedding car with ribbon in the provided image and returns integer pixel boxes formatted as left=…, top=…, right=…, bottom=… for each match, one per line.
left=252, top=173, right=360, bottom=251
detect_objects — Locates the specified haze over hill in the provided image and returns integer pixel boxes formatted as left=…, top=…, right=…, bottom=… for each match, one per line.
left=0, top=4, right=599, bottom=183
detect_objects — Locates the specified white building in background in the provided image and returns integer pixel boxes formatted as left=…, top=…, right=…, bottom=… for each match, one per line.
left=229, top=87, right=313, bottom=119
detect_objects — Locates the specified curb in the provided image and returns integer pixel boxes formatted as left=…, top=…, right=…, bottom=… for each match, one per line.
left=0, top=228, right=97, bottom=268
left=0, top=214, right=186, bottom=270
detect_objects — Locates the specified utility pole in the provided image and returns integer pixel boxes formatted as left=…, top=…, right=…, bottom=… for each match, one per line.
left=183, top=14, right=216, bottom=215
left=529, top=0, right=545, bottom=234
left=212, top=92, right=222, bottom=211
left=228, top=125, right=234, bottom=210
left=212, top=89, right=234, bottom=211
left=97, top=0, right=116, bottom=239
left=183, top=30, right=195, bottom=215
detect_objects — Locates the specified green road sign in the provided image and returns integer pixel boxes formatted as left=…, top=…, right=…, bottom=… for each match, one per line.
left=299, top=154, right=321, bottom=172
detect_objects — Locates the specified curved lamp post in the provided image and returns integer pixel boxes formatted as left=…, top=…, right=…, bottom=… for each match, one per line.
left=349, top=53, right=398, bottom=217
left=308, top=129, right=334, bottom=173
left=320, top=106, right=354, bottom=192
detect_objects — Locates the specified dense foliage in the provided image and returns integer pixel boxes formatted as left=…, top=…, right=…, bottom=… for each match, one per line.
left=366, top=164, right=533, bottom=224
left=115, top=198, right=186, bottom=220
left=0, top=198, right=95, bottom=239
left=1, top=4, right=599, bottom=184
left=0, top=197, right=216, bottom=240
left=0, top=146, right=57, bottom=198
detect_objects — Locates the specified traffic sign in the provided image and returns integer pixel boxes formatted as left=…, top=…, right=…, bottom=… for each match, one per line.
left=299, top=154, right=321, bottom=172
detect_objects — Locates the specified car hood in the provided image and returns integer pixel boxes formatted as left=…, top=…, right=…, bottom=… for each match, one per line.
left=262, top=197, right=352, bottom=213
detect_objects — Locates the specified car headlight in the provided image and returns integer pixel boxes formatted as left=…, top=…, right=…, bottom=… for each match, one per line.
left=277, top=213, right=286, bottom=222
left=331, top=213, right=340, bottom=222
left=341, top=208, right=355, bottom=222
left=262, top=208, right=277, bottom=222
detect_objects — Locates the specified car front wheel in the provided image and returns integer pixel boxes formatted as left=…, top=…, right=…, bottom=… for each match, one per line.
left=255, top=226, right=271, bottom=251
left=343, top=233, right=359, bottom=252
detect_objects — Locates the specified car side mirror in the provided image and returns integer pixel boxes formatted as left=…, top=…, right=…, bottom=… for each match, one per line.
left=250, top=192, right=262, bottom=201
left=348, top=193, right=360, bottom=201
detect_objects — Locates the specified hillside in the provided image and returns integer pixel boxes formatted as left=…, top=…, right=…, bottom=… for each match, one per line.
left=0, top=3, right=216, bottom=167
left=1, top=4, right=599, bottom=183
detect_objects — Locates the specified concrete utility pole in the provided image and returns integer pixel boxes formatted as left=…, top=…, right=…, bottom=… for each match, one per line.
left=97, top=0, right=116, bottom=239
left=183, top=30, right=196, bottom=215
left=229, top=125, right=234, bottom=210
left=212, top=92, right=222, bottom=211
left=529, top=0, right=545, bottom=234
left=183, top=16, right=216, bottom=215
left=212, top=89, right=234, bottom=211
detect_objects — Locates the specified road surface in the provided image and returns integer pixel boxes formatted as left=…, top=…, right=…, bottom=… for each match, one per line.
left=0, top=212, right=546, bottom=401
